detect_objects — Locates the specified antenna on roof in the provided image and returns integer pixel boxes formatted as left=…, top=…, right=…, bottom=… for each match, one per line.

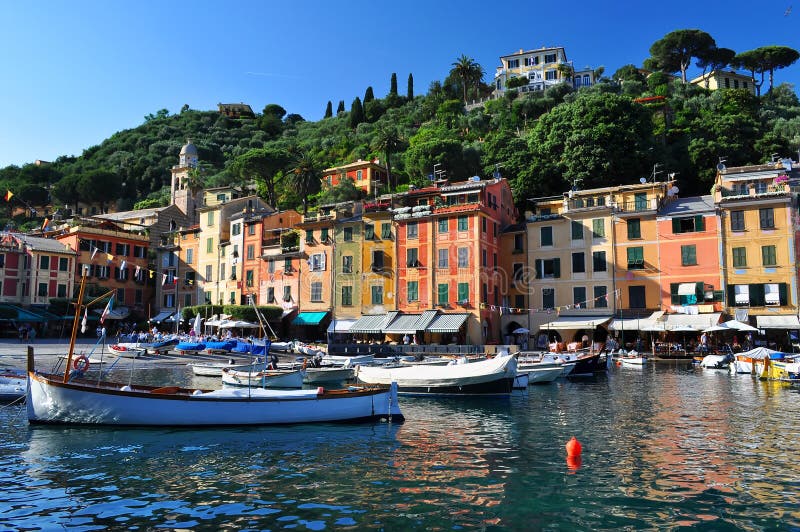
left=650, top=163, right=663, bottom=183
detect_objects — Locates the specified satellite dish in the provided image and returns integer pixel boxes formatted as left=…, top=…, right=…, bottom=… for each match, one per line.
left=717, top=163, right=726, bottom=171
left=669, top=172, right=676, bottom=179
left=639, top=177, right=647, bottom=184
left=671, top=186, right=679, bottom=194
left=667, top=186, right=679, bottom=196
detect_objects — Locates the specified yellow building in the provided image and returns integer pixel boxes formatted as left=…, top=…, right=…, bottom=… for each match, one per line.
left=493, top=46, right=595, bottom=95
left=689, top=70, right=755, bottom=94
left=360, top=199, right=396, bottom=316
left=715, top=162, right=798, bottom=331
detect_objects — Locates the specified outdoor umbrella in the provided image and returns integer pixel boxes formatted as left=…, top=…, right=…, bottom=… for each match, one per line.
left=721, top=320, right=759, bottom=332
left=703, top=325, right=729, bottom=333
left=671, top=325, right=697, bottom=354
left=192, top=314, right=202, bottom=336
left=512, top=327, right=530, bottom=334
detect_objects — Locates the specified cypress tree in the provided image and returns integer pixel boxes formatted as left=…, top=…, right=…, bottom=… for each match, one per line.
left=349, top=97, right=364, bottom=128
left=336, top=100, right=345, bottom=115
left=407, top=73, right=414, bottom=100
left=364, top=86, right=375, bottom=104
left=390, top=73, right=398, bottom=96
left=324, top=101, right=333, bottom=118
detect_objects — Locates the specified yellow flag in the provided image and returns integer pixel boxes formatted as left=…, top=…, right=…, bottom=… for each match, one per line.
left=4, top=190, right=13, bottom=202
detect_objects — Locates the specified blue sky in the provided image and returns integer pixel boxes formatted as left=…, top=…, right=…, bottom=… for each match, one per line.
left=1, top=0, right=798, bottom=168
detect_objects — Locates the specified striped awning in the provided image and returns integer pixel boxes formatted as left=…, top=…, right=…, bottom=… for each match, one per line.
left=384, top=314, right=424, bottom=334
left=426, top=313, right=469, bottom=333
left=327, top=319, right=357, bottom=333
left=540, top=315, right=612, bottom=331
left=349, top=314, right=390, bottom=334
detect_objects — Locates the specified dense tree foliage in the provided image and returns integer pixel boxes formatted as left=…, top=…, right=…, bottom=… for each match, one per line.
left=1, top=30, right=797, bottom=232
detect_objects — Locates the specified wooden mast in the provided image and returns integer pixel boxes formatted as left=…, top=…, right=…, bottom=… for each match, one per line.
left=63, top=266, right=88, bottom=383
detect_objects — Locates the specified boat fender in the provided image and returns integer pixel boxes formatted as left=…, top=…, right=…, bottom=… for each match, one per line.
left=120, top=385, right=132, bottom=392
left=302, top=359, right=308, bottom=370
left=192, top=389, right=203, bottom=396
left=566, top=436, right=582, bottom=457
left=316, top=386, right=324, bottom=395
left=73, top=355, right=90, bottom=373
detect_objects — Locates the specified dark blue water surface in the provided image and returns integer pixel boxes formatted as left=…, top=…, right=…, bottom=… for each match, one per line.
left=1, top=363, right=799, bottom=530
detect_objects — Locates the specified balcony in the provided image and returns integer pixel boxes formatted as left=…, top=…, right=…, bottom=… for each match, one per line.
left=716, top=183, right=790, bottom=202
left=262, top=237, right=281, bottom=248
left=617, top=198, right=659, bottom=214
left=564, top=197, right=611, bottom=213
left=526, top=213, right=562, bottom=223
left=364, top=200, right=391, bottom=213
left=433, top=202, right=481, bottom=215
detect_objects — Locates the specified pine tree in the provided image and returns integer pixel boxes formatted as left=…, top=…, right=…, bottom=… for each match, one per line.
left=364, top=86, right=375, bottom=104
left=407, top=73, right=414, bottom=100
left=336, top=100, right=345, bottom=115
left=324, top=101, right=333, bottom=118
left=390, top=73, right=398, bottom=96
left=349, top=97, right=364, bottom=128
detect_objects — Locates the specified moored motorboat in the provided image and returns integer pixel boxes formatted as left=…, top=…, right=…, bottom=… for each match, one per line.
left=729, top=347, right=783, bottom=374
left=0, top=370, right=26, bottom=401
left=619, top=355, right=646, bottom=366
left=302, top=366, right=355, bottom=385
left=354, top=354, right=517, bottom=396
left=221, top=367, right=305, bottom=388
left=190, top=358, right=261, bottom=377
left=321, top=353, right=374, bottom=367
left=520, top=366, right=564, bottom=384
left=513, top=372, right=529, bottom=389
left=175, top=341, right=206, bottom=354
left=109, top=344, right=146, bottom=358
left=699, top=353, right=732, bottom=369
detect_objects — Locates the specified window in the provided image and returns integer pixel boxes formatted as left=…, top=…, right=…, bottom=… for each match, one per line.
left=245, top=269, right=254, bottom=287
left=206, top=238, right=213, bottom=253
left=311, top=282, right=323, bottom=302
left=573, top=287, right=587, bottom=307
left=672, top=216, right=705, bottom=234
left=458, top=282, right=469, bottom=303
left=542, top=288, right=555, bottom=309
left=572, top=252, right=585, bottom=273
left=162, top=251, right=177, bottom=268
left=493, top=253, right=497, bottom=271
left=571, top=221, right=583, bottom=240
left=762, top=245, right=777, bottom=266
left=592, top=251, right=607, bottom=272
left=493, top=222, right=497, bottom=237
left=628, top=286, right=646, bottom=308
left=540, top=226, right=553, bottom=246
left=283, top=286, right=292, bottom=302
left=205, top=265, right=212, bottom=282
left=268, top=259, right=275, bottom=273
left=38, top=282, right=47, bottom=297
left=627, top=247, right=644, bottom=269
left=39, top=256, right=49, bottom=270
left=458, top=216, right=468, bottom=231
left=407, top=248, right=419, bottom=267
left=634, top=193, right=648, bottom=210
left=524, top=56, right=539, bottom=66
left=437, top=283, right=449, bottom=305
left=514, top=233, right=524, bottom=252
left=246, top=245, right=254, bottom=260
left=513, top=263, right=523, bottom=284
left=230, top=265, right=236, bottom=280
left=627, top=218, right=641, bottom=239
left=248, top=224, right=255, bottom=236
left=356, top=169, right=363, bottom=180
left=284, top=258, right=292, bottom=272
left=117, top=266, right=129, bottom=281
left=220, top=263, right=226, bottom=281
left=320, top=228, right=329, bottom=242
left=482, top=249, right=487, bottom=267
left=544, top=53, right=557, bottom=63
left=365, top=224, right=375, bottom=240
left=371, top=285, right=383, bottom=304
left=207, top=211, right=214, bottom=226
left=681, top=245, right=697, bottom=266
left=515, top=294, right=525, bottom=308
left=535, top=258, right=561, bottom=278
left=310, top=253, right=326, bottom=271
left=59, top=257, right=68, bottom=271
left=381, top=223, right=391, bottom=239
left=372, top=250, right=384, bottom=271
left=594, top=286, right=608, bottom=308
left=186, top=249, right=193, bottom=264
left=438, top=249, right=449, bottom=268
left=231, top=223, right=241, bottom=236
left=407, top=281, right=419, bottom=302
left=482, top=217, right=487, bottom=233
left=591, top=219, right=605, bottom=238
left=185, top=271, right=195, bottom=285
left=115, top=243, right=129, bottom=256
left=765, top=283, right=780, bottom=305
left=134, top=245, right=146, bottom=258
left=204, top=291, right=211, bottom=304
left=57, top=284, right=67, bottom=298
left=229, top=292, right=235, bottom=304
left=507, top=59, right=519, bottom=68
left=730, top=210, right=745, bottom=231
left=545, top=69, right=557, bottom=80
left=732, top=247, right=747, bottom=268
left=451, top=247, right=467, bottom=268
left=407, top=222, right=418, bottom=239
left=342, top=286, right=353, bottom=306
left=438, top=218, right=449, bottom=233
left=344, top=227, right=353, bottom=241
left=759, top=208, right=774, bottom=229
left=306, top=230, right=314, bottom=244
left=342, top=255, right=353, bottom=273
left=733, top=284, right=750, bottom=305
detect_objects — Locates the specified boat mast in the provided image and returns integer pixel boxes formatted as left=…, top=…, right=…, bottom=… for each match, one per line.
left=64, top=266, right=89, bottom=383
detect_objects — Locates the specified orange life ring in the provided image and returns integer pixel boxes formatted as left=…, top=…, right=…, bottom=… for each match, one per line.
left=73, top=355, right=90, bottom=372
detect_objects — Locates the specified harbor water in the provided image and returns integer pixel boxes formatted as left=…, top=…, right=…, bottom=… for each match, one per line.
left=1, top=362, right=799, bottom=530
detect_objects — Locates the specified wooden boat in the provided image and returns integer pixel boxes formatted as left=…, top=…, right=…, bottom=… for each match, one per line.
left=221, top=367, right=305, bottom=388
left=0, top=370, right=25, bottom=401
left=619, top=355, right=646, bottom=366
left=190, top=359, right=261, bottom=377
left=302, top=366, right=355, bottom=385
left=729, top=347, right=782, bottom=374
left=26, top=359, right=402, bottom=426
left=354, top=354, right=517, bottom=396
left=758, top=355, right=800, bottom=382
left=109, top=344, right=145, bottom=358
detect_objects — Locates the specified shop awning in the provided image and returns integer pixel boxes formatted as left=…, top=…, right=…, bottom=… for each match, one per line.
left=292, top=311, right=329, bottom=326
left=426, top=313, right=469, bottom=333
left=662, top=312, right=721, bottom=330
left=756, top=315, right=800, bottom=329
left=540, top=315, right=612, bottom=331
left=327, top=319, right=357, bottom=333
left=349, top=314, right=390, bottom=334
left=608, top=311, right=664, bottom=331
left=148, top=311, right=174, bottom=323
left=384, top=314, right=424, bottom=334
left=677, top=283, right=698, bottom=295
left=94, top=306, right=131, bottom=320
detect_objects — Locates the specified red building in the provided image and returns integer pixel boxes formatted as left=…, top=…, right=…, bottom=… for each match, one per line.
left=323, top=159, right=388, bottom=196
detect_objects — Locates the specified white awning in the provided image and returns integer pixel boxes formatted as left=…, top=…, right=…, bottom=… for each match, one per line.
left=608, top=311, right=663, bottom=331
left=677, top=283, right=697, bottom=295
left=540, top=315, right=612, bottom=331
left=327, top=319, right=357, bottom=333
left=734, top=285, right=750, bottom=304
left=756, top=315, right=800, bottom=329
left=662, top=312, right=721, bottom=330
left=148, top=311, right=174, bottom=323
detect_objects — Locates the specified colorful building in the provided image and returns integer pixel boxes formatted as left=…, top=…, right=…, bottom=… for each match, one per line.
left=360, top=199, right=396, bottom=317
left=322, top=159, right=388, bottom=196
left=259, top=210, right=303, bottom=337
left=0, top=233, right=76, bottom=306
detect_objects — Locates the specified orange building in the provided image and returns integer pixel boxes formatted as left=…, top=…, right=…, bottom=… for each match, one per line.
left=323, top=159, right=388, bottom=196
left=256, top=210, right=303, bottom=335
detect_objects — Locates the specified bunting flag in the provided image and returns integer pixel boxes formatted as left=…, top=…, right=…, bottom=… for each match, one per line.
left=81, top=308, right=88, bottom=334
left=162, top=273, right=168, bottom=286
left=4, top=190, right=12, bottom=202
left=100, top=296, right=113, bottom=324
left=149, top=270, right=155, bottom=279
left=106, top=253, right=114, bottom=262
left=480, top=289, right=621, bottom=314
left=90, top=247, right=98, bottom=261
left=41, top=218, right=50, bottom=231
left=173, top=277, right=178, bottom=285
left=120, top=260, right=127, bottom=270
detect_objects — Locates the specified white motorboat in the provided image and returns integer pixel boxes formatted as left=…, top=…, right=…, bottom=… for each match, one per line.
left=270, top=341, right=295, bottom=353
left=302, top=366, right=355, bottom=385
left=221, top=367, right=305, bottom=388
left=190, top=358, right=261, bottom=377
left=355, top=354, right=517, bottom=396
left=730, top=347, right=782, bottom=374
left=513, top=372, right=529, bottom=389
left=0, top=370, right=25, bottom=401
left=321, top=353, right=375, bottom=367
left=699, top=353, right=732, bottom=369
left=519, top=366, right=564, bottom=384
left=109, top=344, right=146, bottom=358
left=619, top=356, right=646, bottom=366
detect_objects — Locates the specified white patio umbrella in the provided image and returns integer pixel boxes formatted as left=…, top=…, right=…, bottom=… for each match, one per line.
left=219, top=320, right=259, bottom=329
left=721, top=320, right=759, bottom=332
left=192, top=314, right=202, bottom=335
left=703, top=324, right=730, bottom=333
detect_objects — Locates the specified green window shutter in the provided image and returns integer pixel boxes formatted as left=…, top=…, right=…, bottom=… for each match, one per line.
left=672, top=218, right=681, bottom=234
left=695, top=215, right=704, bottom=231
left=553, top=258, right=561, bottom=278
left=438, top=283, right=449, bottom=305
left=365, top=224, right=374, bottom=240
left=749, top=284, right=765, bottom=306
left=696, top=282, right=705, bottom=300
left=779, top=283, right=788, bottom=306
left=535, top=259, right=542, bottom=279
left=670, top=283, right=680, bottom=305
left=381, top=223, right=391, bottom=239
left=727, top=285, right=735, bottom=305
left=592, top=218, right=604, bottom=237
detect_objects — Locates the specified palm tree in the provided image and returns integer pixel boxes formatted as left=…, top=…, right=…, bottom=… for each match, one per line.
left=451, top=54, right=477, bottom=103
left=289, top=150, right=322, bottom=214
left=471, top=63, right=485, bottom=101
left=373, top=126, right=402, bottom=190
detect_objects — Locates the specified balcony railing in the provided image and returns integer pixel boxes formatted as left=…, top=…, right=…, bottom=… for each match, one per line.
left=717, top=183, right=789, bottom=200
left=433, top=202, right=481, bottom=214
left=618, top=198, right=658, bottom=212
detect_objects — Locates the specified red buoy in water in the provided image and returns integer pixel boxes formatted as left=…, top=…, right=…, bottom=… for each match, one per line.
left=565, top=436, right=582, bottom=457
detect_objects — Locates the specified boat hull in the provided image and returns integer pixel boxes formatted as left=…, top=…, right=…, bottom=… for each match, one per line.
left=27, top=373, right=403, bottom=426
left=221, top=369, right=305, bottom=388
left=303, top=367, right=355, bottom=384
left=519, top=366, right=564, bottom=384
left=0, top=373, right=25, bottom=401
left=190, top=362, right=258, bottom=377
left=569, top=353, right=606, bottom=376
